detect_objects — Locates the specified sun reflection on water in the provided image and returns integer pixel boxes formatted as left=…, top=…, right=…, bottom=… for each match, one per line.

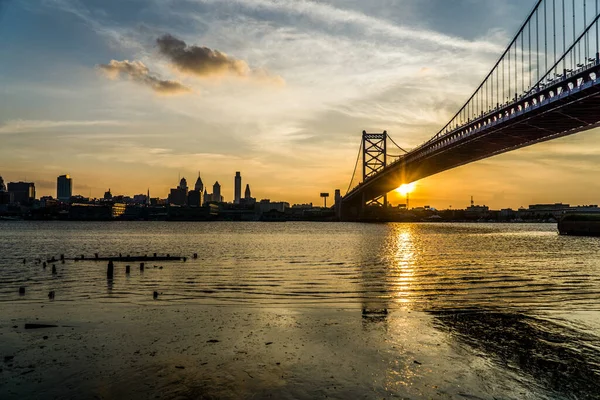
left=390, top=225, right=417, bottom=306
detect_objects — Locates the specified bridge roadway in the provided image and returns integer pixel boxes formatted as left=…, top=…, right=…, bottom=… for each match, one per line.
left=342, top=62, right=600, bottom=213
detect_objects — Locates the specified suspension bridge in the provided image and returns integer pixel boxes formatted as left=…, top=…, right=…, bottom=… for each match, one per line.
left=342, top=0, right=600, bottom=219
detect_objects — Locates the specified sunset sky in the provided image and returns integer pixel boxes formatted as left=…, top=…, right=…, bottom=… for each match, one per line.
left=2, top=0, right=600, bottom=209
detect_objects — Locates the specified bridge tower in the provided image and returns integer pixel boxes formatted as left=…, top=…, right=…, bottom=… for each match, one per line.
left=362, top=130, right=387, bottom=207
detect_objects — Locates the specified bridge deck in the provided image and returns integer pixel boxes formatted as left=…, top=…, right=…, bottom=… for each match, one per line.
left=344, top=65, right=600, bottom=207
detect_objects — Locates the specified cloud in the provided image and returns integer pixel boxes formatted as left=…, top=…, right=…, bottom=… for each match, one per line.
left=0, top=119, right=126, bottom=134
left=97, top=60, right=192, bottom=95
left=156, top=34, right=283, bottom=83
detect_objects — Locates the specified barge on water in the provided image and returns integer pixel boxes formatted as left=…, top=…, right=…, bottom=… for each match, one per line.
left=558, top=213, right=600, bottom=236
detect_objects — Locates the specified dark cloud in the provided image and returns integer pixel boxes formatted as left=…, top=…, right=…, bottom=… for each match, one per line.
left=156, top=34, right=283, bottom=84
left=156, top=34, right=249, bottom=77
left=97, top=60, right=191, bottom=95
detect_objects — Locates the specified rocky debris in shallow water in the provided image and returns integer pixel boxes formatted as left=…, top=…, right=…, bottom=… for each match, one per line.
left=413, top=360, right=422, bottom=365
left=153, top=291, right=158, bottom=300
left=52, top=265, right=57, bottom=274
left=175, top=366, right=185, bottom=369
left=48, top=291, right=55, bottom=300
left=18, top=287, right=25, bottom=295
left=265, top=342, right=273, bottom=345
left=206, top=339, right=220, bottom=343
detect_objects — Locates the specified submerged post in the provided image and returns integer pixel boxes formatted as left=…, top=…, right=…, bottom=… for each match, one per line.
left=107, top=261, right=114, bottom=279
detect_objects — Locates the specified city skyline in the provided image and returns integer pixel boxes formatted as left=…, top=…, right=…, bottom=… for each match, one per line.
left=3, top=0, right=600, bottom=209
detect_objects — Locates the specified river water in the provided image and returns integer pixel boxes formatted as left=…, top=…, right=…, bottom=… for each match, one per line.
left=1, top=221, right=599, bottom=399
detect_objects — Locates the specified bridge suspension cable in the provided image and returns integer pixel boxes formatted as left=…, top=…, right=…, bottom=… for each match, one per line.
left=345, top=140, right=363, bottom=195
left=428, top=0, right=600, bottom=146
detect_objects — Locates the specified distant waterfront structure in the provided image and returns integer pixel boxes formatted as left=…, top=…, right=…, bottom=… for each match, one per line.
left=234, top=172, right=241, bottom=204
left=169, top=177, right=189, bottom=206
left=245, top=184, right=251, bottom=200
left=179, top=177, right=188, bottom=191
left=7, top=181, right=35, bottom=204
left=103, top=189, right=113, bottom=200
left=334, top=189, right=341, bottom=218
left=194, top=174, right=204, bottom=191
left=213, top=181, right=222, bottom=202
left=320, top=192, right=330, bottom=208
left=193, top=174, right=204, bottom=205
left=57, top=174, right=73, bottom=202
left=0, top=176, right=10, bottom=204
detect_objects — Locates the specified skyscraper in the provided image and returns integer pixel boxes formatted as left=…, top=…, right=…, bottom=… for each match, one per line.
left=234, top=172, right=241, bottom=204
left=194, top=173, right=204, bottom=192
left=57, top=174, right=73, bottom=202
left=213, top=181, right=222, bottom=202
left=179, top=177, right=188, bottom=191
left=245, top=184, right=251, bottom=200
left=0, top=175, right=6, bottom=192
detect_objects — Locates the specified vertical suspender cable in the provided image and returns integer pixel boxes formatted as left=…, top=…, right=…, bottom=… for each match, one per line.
left=563, top=0, right=566, bottom=72
left=545, top=0, right=548, bottom=75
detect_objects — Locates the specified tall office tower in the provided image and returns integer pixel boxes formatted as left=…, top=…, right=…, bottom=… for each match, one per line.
left=234, top=172, right=241, bottom=204
left=57, top=174, right=73, bottom=202
left=194, top=173, right=204, bottom=192
left=178, top=177, right=188, bottom=191
left=213, top=181, right=222, bottom=202
left=244, top=184, right=251, bottom=199
left=0, top=175, right=6, bottom=192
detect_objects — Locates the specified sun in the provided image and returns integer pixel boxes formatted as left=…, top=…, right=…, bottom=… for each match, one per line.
left=395, top=182, right=416, bottom=196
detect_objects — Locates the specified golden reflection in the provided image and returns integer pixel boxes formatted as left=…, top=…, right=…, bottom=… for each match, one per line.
left=391, top=225, right=416, bottom=306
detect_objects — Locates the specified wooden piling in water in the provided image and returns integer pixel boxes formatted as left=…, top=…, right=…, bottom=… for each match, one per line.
left=107, top=261, right=114, bottom=279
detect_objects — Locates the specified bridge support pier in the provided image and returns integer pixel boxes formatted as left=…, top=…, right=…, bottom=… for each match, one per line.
left=362, top=130, right=387, bottom=208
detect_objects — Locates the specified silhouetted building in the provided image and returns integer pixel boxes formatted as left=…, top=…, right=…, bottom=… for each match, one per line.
left=194, top=174, right=204, bottom=191
left=258, top=199, right=289, bottom=214
left=0, top=176, right=9, bottom=204
left=188, top=190, right=201, bottom=207
left=234, top=172, right=241, bottom=204
left=57, top=174, right=73, bottom=202
left=213, top=181, right=222, bottom=202
left=132, top=194, right=148, bottom=204
left=168, top=177, right=189, bottom=206
left=179, top=177, right=188, bottom=191
left=334, top=189, right=342, bottom=218
left=245, top=184, right=251, bottom=199
left=194, top=174, right=204, bottom=205
left=7, top=182, right=35, bottom=204
left=104, top=189, right=113, bottom=200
